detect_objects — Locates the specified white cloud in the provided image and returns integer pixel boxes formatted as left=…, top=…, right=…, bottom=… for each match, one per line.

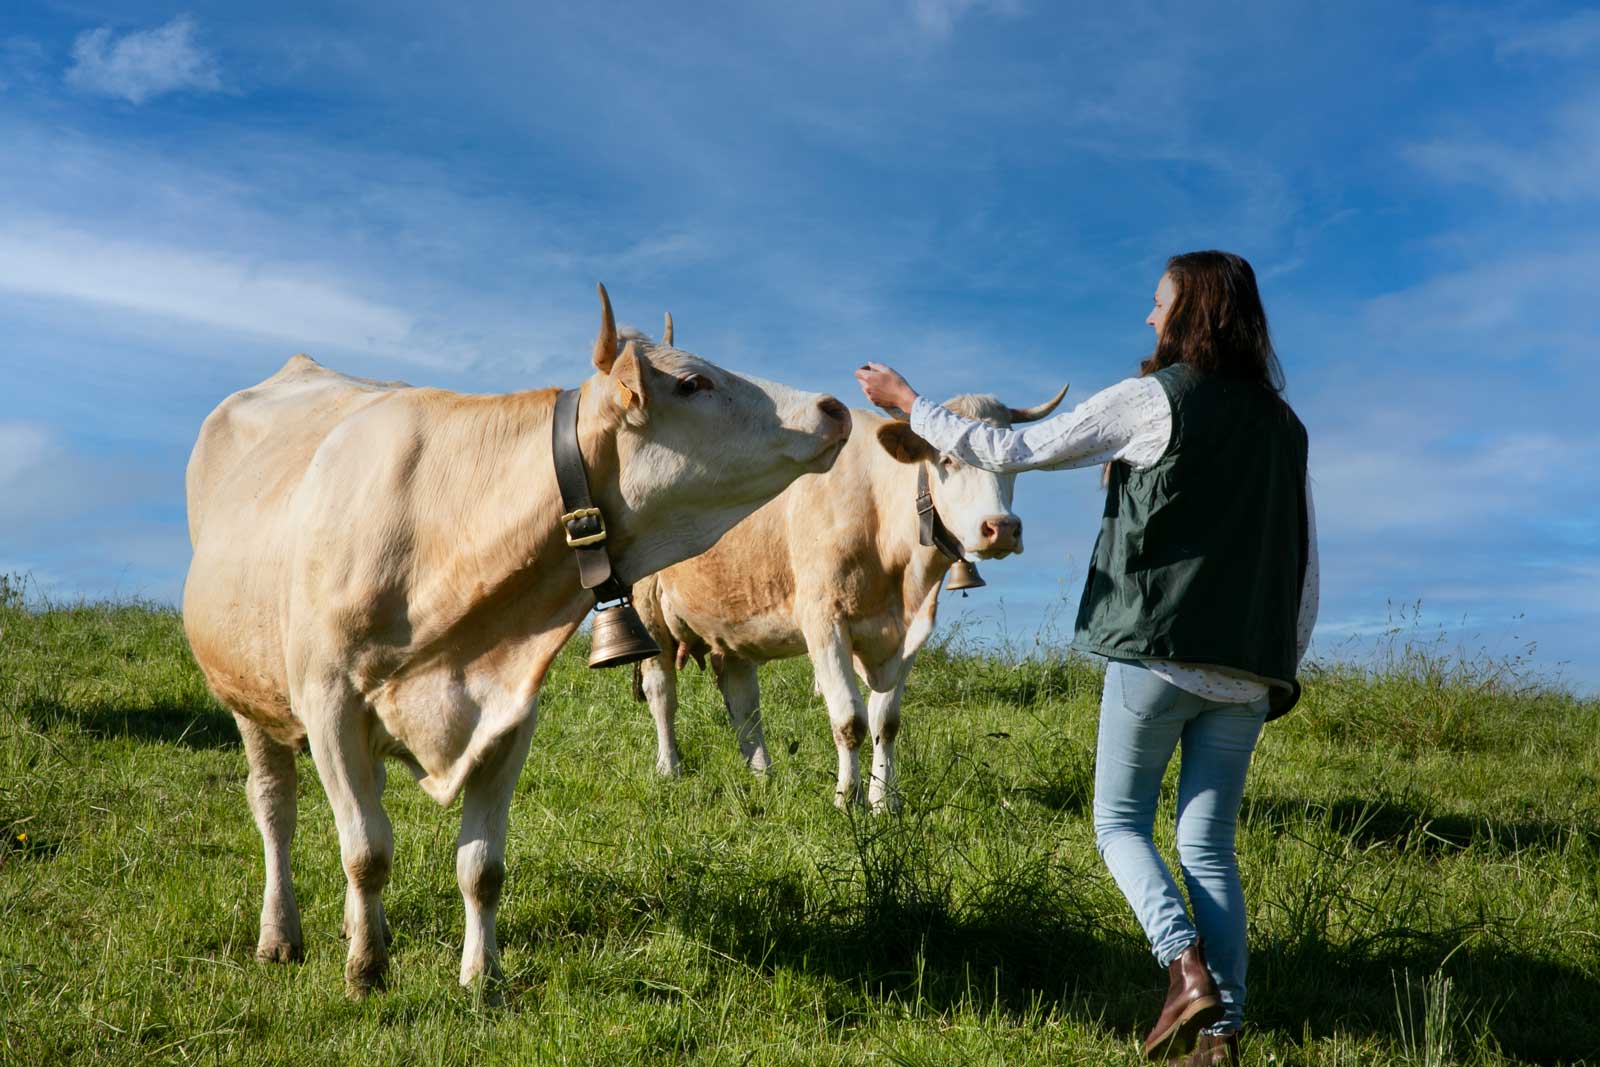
left=0, top=423, right=52, bottom=487
left=1312, top=423, right=1576, bottom=537
left=1495, top=9, right=1600, bottom=60
left=0, top=220, right=452, bottom=367
left=0, top=36, right=48, bottom=92
left=0, top=420, right=190, bottom=605
left=65, top=16, right=221, bottom=104
left=908, top=0, right=1023, bottom=39
left=0, top=114, right=701, bottom=381
left=1359, top=245, right=1600, bottom=362
left=1513, top=562, right=1600, bottom=615
left=1405, top=92, right=1600, bottom=203
left=0, top=422, right=160, bottom=529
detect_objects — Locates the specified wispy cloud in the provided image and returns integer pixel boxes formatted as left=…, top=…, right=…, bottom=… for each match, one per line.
left=1495, top=8, right=1600, bottom=60
left=0, top=423, right=51, bottom=487
left=1405, top=91, right=1600, bottom=203
left=0, top=418, right=190, bottom=603
left=0, top=36, right=48, bottom=92
left=1308, top=248, right=1600, bottom=543
left=65, top=16, right=221, bottom=104
left=909, top=0, right=1024, bottom=39
left=0, top=422, right=166, bottom=529
left=0, top=220, right=439, bottom=364
left=1313, top=421, right=1579, bottom=537
left=1358, top=244, right=1600, bottom=363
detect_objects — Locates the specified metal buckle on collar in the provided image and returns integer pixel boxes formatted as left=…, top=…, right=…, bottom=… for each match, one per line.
left=561, top=506, right=607, bottom=547
left=915, top=489, right=936, bottom=517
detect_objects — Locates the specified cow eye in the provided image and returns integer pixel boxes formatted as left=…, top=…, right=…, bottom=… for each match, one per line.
left=674, top=374, right=712, bottom=396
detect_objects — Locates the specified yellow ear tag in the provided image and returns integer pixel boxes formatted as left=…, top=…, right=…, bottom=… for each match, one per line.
left=617, top=380, right=638, bottom=409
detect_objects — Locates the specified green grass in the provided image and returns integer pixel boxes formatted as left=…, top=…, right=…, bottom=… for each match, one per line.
left=2, top=592, right=1598, bottom=1066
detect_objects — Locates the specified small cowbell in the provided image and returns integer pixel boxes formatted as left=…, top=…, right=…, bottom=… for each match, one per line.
left=944, top=559, right=986, bottom=594
left=587, top=600, right=662, bottom=669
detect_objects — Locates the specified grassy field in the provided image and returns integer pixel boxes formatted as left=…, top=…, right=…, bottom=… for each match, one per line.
left=2, top=592, right=1598, bottom=1066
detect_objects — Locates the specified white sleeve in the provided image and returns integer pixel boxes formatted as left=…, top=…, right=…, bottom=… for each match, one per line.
left=907, top=377, right=1172, bottom=474
left=1295, top=476, right=1319, bottom=667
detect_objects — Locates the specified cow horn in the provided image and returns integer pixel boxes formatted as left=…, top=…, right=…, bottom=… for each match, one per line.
left=1009, top=383, right=1070, bottom=424
left=593, top=282, right=619, bottom=372
left=663, top=311, right=674, bottom=347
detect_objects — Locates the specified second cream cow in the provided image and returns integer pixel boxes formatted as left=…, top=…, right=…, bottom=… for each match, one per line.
left=632, top=385, right=1066, bottom=810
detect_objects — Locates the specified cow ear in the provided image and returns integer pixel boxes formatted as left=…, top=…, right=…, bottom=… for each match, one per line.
left=876, top=422, right=935, bottom=464
left=610, top=341, right=648, bottom=412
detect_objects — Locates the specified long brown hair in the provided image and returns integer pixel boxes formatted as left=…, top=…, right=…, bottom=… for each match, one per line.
left=1141, top=251, right=1284, bottom=394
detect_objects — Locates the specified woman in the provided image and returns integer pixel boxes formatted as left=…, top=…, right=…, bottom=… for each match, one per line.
left=856, top=251, right=1317, bottom=1066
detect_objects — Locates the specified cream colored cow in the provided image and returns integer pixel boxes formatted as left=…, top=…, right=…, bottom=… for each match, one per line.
left=182, top=287, right=850, bottom=997
left=631, top=385, right=1066, bottom=811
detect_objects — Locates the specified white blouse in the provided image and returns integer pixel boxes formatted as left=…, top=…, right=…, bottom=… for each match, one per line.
left=910, top=378, right=1319, bottom=705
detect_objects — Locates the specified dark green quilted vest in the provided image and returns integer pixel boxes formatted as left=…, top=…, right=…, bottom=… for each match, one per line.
left=1071, top=364, right=1309, bottom=711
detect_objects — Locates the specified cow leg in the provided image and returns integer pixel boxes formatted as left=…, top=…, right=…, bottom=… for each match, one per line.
left=639, top=651, right=683, bottom=777
left=235, top=713, right=303, bottom=963
left=304, top=694, right=394, bottom=997
left=806, top=625, right=868, bottom=808
left=716, top=656, right=770, bottom=775
left=340, top=759, right=392, bottom=948
left=866, top=676, right=908, bottom=814
left=457, top=711, right=537, bottom=993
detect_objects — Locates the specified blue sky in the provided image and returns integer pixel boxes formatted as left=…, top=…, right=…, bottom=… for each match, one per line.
left=2, top=1, right=1596, bottom=691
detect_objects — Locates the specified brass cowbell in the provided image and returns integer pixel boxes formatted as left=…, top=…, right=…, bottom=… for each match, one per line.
left=588, top=600, right=661, bottom=669
left=944, top=559, right=986, bottom=594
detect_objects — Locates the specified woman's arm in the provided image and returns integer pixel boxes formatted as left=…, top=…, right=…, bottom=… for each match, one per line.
left=908, top=378, right=1171, bottom=474
left=1296, top=477, right=1319, bottom=667
left=855, top=361, right=1170, bottom=475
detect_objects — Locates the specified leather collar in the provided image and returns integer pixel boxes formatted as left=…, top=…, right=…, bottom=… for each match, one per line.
left=552, top=388, right=630, bottom=605
left=915, top=463, right=970, bottom=564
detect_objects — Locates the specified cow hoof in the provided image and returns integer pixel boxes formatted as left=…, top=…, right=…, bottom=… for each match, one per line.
left=869, top=795, right=903, bottom=816
left=345, top=959, right=389, bottom=999
left=463, top=972, right=506, bottom=1008
left=256, top=936, right=303, bottom=964
left=655, top=760, right=683, bottom=778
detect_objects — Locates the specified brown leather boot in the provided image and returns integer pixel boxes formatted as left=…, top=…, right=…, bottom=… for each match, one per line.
left=1142, top=941, right=1224, bottom=1060
left=1172, top=1030, right=1240, bottom=1065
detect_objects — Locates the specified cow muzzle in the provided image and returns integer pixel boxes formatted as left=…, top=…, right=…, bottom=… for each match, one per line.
left=808, top=396, right=852, bottom=469
left=973, top=515, right=1022, bottom=558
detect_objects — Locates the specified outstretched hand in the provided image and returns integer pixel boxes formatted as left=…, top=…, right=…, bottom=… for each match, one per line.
left=854, top=362, right=919, bottom=416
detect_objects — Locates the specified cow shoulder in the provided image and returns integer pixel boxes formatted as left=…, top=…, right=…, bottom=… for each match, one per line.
left=187, top=356, right=409, bottom=544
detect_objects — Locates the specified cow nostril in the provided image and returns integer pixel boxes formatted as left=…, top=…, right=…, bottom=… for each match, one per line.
left=981, top=517, right=1020, bottom=544
left=816, top=397, right=851, bottom=440
left=817, top=396, right=848, bottom=424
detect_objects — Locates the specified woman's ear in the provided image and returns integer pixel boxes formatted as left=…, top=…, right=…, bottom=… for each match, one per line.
left=876, top=422, right=936, bottom=464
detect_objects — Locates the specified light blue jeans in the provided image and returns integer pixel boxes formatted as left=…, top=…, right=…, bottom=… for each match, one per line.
left=1092, top=659, right=1267, bottom=1034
